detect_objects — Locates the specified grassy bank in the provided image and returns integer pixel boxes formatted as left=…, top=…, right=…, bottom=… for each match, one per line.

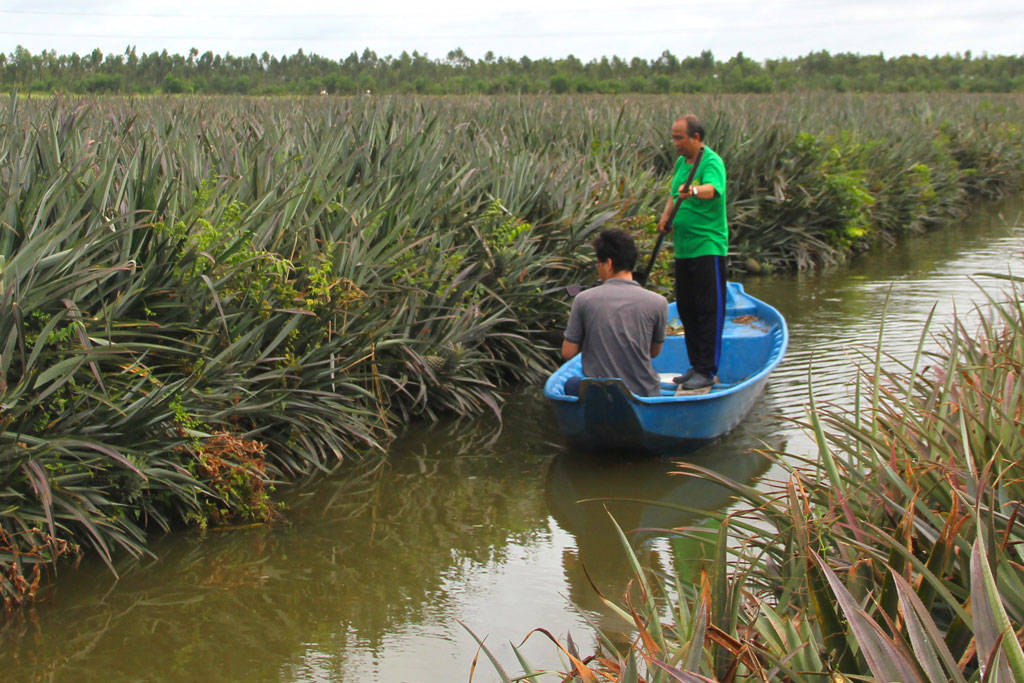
left=2, top=93, right=1023, bottom=611
left=514, top=273, right=1024, bottom=681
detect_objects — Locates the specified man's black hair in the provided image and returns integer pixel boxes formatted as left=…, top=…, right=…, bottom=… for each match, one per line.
left=593, top=229, right=638, bottom=273
left=680, top=114, right=705, bottom=142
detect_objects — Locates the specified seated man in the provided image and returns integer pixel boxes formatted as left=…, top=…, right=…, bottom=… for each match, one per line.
left=562, top=229, right=668, bottom=397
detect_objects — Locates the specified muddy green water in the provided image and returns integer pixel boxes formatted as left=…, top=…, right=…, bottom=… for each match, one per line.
left=2, top=198, right=1022, bottom=682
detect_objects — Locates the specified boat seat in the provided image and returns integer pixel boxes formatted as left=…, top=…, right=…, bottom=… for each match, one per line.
left=726, top=287, right=758, bottom=317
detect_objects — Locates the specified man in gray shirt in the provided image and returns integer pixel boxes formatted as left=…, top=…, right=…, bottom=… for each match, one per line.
left=562, top=230, right=668, bottom=397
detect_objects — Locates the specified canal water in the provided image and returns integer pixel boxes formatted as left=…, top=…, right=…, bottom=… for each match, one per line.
left=2, top=198, right=1021, bottom=681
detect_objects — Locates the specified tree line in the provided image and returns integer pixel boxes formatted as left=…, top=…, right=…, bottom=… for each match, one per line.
left=2, top=45, right=1022, bottom=95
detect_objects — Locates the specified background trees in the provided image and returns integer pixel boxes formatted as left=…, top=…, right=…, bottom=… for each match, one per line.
left=2, top=46, right=1022, bottom=95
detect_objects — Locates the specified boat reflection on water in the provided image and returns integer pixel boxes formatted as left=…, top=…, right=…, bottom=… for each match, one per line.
left=544, top=399, right=784, bottom=641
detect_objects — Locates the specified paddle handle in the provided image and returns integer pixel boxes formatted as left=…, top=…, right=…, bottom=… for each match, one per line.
left=635, top=199, right=680, bottom=287
left=636, top=146, right=704, bottom=288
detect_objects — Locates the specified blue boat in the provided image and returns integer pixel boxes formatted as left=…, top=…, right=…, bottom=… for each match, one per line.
left=543, top=282, right=788, bottom=456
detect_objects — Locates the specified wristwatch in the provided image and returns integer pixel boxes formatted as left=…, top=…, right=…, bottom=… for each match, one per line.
left=691, top=185, right=698, bottom=197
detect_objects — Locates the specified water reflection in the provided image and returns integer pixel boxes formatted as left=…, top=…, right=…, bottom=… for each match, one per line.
left=0, top=396, right=574, bottom=682
left=545, top=396, right=782, bottom=639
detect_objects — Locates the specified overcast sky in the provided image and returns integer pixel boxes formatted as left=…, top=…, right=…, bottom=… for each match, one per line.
left=2, top=0, right=1021, bottom=64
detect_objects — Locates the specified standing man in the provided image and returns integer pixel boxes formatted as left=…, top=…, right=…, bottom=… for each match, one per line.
left=562, top=229, right=668, bottom=397
left=657, top=114, right=728, bottom=392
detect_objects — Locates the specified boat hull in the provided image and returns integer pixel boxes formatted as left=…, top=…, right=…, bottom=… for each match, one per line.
left=544, top=282, right=788, bottom=456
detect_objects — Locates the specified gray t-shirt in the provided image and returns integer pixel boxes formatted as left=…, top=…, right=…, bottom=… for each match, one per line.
left=564, top=278, right=668, bottom=397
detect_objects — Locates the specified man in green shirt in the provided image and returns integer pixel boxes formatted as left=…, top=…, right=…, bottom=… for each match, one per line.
left=656, top=114, right=728, bottom=391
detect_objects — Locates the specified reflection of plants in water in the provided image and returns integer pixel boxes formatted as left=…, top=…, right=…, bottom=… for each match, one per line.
left=541, top=424, right=778, bottom=663
left=0, top=401, right=558, bottom=680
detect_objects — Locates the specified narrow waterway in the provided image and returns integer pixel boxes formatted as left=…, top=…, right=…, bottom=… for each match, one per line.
left=2, top=198, right=1021, bottom=682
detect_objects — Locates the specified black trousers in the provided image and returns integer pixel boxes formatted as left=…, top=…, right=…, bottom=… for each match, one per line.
left=674, top=255, right=727, bottom=376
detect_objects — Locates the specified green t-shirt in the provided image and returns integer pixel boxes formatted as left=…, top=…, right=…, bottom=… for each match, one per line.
left=670, top=145, right=728, bottom=259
